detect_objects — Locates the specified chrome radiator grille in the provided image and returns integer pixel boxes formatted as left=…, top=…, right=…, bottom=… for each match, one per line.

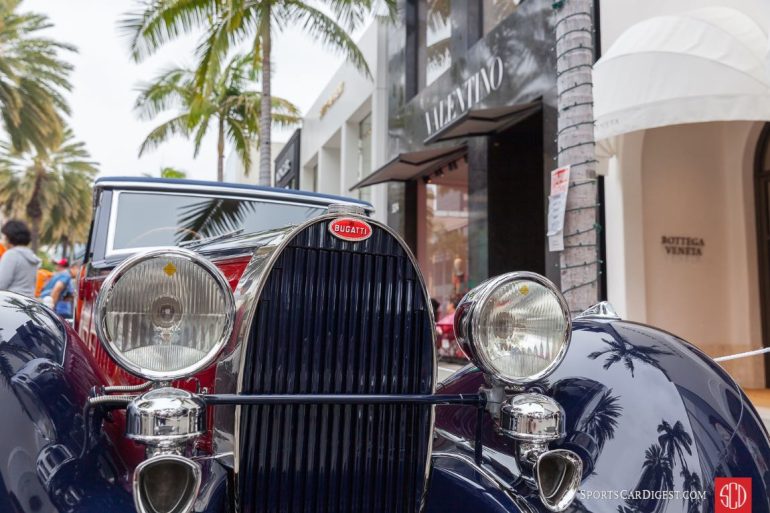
left=238, top=220, right=434, bottom=513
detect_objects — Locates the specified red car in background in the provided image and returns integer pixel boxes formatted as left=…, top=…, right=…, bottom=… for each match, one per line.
left=435, top=312, right=467, bottom=361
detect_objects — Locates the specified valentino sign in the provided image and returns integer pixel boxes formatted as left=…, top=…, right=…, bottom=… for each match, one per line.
left=424, top=56, right=505, bottom=135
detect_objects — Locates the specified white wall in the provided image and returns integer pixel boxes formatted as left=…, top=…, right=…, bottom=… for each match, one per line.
left=224, top=142, right=285, bottom=185
left=599, top=0, right=770, bottom=51
left=601, top=132, right=647, bottom=322
left=598, top=0, right=770, bottom=388
left=605, top=122, right=765, bottom=387
left=299, top=20, right=389, bottom=222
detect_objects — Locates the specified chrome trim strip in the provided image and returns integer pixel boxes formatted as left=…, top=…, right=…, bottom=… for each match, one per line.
left=214, top=212, right=437, bottom=511
left=96, top=180, right=373, bottom=210
left=574, top=301, right=621, bottom=320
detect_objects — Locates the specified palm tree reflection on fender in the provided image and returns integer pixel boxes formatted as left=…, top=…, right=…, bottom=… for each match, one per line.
left=657, top=420, right=693, bottom=469
left=588, top=337, right=673, bottom=378
left=578, top=389, right=622, bottom=451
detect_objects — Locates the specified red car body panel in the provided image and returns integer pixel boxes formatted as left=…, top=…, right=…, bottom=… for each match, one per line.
left=74, top=255, right=252, bottom=465
left=435, top=312, right=467, bottom=361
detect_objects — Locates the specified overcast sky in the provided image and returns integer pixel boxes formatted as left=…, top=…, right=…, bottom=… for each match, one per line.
left=22, top=0, right=366, bottom=181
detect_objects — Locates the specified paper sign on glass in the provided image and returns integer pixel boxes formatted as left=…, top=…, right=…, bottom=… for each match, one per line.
left=547, top=166, right=570, bottom=252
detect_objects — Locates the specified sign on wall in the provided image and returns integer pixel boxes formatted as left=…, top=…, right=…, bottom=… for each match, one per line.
left=274, top=129, right=301, bottom=189
left=661, top=235, right=705, bottom=256
left=547, top=166, right=571, bottom=252
left=423, top=56, right=504, bottom=136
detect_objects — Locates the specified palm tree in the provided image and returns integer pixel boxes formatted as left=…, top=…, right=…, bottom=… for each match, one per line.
left=159, top=166, right=187, bottom=179
left=0, top=0, right=74, bottom=153
left=554, top=0, right=599, bottom=312
left=627, top=443, right=674, bottom=513
left=680, top=468, right=702, bottom=513
left=587, top=337, right=673, bottom=378
left=123, top=0, right=396, bottom=185
left=579, top=389, right=622, bottom=450
left=142, top=166, right=188, bottom=179
left=134, top=53, right=300, bottom=182
left=641, top=444, right=674, bottom=489
left=657, top=420, right=693, bottom=469
left=0, top=128, right=99, bottom=251
left=37, top=164, right=94, bottom=258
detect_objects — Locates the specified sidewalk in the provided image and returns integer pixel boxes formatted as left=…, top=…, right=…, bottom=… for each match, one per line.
left=744, top=389, right=770, bottom=430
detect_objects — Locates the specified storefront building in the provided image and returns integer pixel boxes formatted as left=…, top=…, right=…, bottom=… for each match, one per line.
left=594, top=0, right=770, bottom=387
left=351, top=0, right=560, bottom=321
left=274, top=129, right=301, bottom=189
left=297, top=20, right=390, bottom=224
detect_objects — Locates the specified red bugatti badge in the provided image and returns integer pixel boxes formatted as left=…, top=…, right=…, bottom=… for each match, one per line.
left=329, top=217, right=373, bottom=242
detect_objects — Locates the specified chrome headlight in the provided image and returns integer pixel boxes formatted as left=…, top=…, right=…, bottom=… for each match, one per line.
left=454, top=272, right=571, bottom=384
left=95, top=248, right=235, bottom=380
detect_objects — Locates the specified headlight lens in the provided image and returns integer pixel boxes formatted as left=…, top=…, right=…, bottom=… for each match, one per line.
left=455, top=272, right=570, bottom=384
left=95, top=248, right=234, bottom=380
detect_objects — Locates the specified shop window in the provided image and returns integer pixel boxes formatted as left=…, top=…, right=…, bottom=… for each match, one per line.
left=483, top=0, right=521, bottom=36
left=357, top=113, right=373, bottom=202
left=422, top=162, right=469, bottom=322
left=423, top=0, right=451, bottom=87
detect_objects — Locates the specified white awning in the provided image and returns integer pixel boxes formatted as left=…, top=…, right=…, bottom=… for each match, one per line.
left=593, top=7, right=770, bottom=140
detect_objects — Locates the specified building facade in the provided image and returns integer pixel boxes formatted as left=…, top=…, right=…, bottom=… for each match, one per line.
left=351, top=0, right=559, bottom=322
left=594, top=0, right=770, bottom=387
left=296, top=20, right=390, bottom=224
left=293, top=0, right=770, bottom=387
left=224, top=142, right=285, bottom=185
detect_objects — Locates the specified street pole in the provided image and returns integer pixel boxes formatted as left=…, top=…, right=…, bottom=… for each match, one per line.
left=554, top=0, right=600, bottom=313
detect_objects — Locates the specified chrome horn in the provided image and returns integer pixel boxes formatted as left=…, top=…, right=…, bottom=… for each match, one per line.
left=126, top=387, right=206, bottom=513
left=126, top=387, right=206, bottom=456
left=499, top=393, right=583, bottom=512
left=535, top=449, right=583, bottom=512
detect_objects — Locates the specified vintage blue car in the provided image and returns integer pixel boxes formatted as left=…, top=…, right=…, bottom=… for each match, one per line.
left=0, top=176, right=768, bottom=513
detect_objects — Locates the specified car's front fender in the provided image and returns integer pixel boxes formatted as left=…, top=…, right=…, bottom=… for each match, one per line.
left=435, top=318, right=770, bottom=513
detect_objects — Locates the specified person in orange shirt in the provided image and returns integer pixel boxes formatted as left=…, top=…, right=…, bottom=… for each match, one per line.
left=35, top=268, right=53, bottom=297
left=0, top=242, right=6, bottom=259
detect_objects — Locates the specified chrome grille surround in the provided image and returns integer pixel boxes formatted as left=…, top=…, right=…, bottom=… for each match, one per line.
left=211, top=215, right=436, bottom=513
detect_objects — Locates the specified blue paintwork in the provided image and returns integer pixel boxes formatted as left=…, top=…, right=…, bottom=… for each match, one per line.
left=0, top=292, right=233, bottom=513
left=434, top=318, right=770, bottom=512
left=94, top=176, right=373, bottom=209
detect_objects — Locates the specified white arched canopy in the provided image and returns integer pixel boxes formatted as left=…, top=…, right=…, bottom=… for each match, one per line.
left=593, top=7, right=770, bottom=141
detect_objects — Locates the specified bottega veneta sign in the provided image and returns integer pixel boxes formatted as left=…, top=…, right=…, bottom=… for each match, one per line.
left=661, top=236, right=705, bottom=256
left=424, top=56, right=504, bottom=135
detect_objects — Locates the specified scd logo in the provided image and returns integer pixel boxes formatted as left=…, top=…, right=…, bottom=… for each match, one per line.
left=715, top=477, right=751, bottom=513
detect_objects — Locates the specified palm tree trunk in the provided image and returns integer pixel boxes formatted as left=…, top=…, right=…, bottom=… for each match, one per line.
left=217, top=115, right=225, bottom=182
left=258, top=11, right=272, bottom=186
left=62, top=235, right=70, bottom=260
left=555, top=0, right=599, bottom=313
left=25, top=164, right=45, bottom=252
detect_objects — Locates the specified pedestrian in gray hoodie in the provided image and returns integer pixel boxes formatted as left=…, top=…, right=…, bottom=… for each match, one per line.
left=0, top=220, right=41, bottom=296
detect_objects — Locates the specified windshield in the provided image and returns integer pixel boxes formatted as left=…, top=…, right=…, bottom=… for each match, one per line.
left=109, top=191, right=325, bottom=252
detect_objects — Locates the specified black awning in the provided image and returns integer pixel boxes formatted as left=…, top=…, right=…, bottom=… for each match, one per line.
left=424, top=100, right=541, bottom=144
left=349, top=145, right=466, bottom=190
